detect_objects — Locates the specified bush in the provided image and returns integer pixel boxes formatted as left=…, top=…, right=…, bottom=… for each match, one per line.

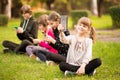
left=34, top=11, right=52, bottom=19
left=109, top=6, right=120, bottom=28
left=0, top=14, right=9, bottom=26
left=70, top=10, right=90, bottom=28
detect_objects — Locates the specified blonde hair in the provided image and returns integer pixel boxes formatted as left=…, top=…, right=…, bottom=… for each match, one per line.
left=78, top=17, right=96, bottom=43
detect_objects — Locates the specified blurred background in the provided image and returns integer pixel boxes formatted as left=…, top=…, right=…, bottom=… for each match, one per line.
left=0, top=0, right=120, bottom=29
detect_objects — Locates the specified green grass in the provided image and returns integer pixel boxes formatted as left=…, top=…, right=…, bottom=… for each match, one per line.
left=0, top=17, right=120, bottom=80
left=91, top=15, right=112, bottom=29
left=68, top=15, right=112, bottom=30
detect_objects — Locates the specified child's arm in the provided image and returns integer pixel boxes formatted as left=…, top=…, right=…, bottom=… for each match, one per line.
left=58, top=24, right=70, bottom=44
left=33, top=39, right=41, bottom=44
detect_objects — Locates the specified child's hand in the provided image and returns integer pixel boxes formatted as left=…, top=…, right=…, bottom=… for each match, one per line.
left=33, top=39, right=41, bottom=44
left=45, top=35, right=56, bottom=44
left=58, top=24, right=64, bottom=32
left=76, top=63, right=86, bottom=75
left=16, top=27, right=24, bottom=33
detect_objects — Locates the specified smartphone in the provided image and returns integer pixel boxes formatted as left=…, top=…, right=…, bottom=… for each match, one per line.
left=60, top=15, right=68, bottom=31
left=13, top=26, right=18, bottom=29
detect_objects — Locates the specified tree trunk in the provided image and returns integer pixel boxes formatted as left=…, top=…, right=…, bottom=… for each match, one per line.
left=5, top=0, right=11, bottom=18
left=90, top=0, right=98, bottom=16
left=97, top=0, right=104, bottom=17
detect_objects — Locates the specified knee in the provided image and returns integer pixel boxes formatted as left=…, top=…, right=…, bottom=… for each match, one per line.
left=59, top=62, right=66, bottom=72
left=2, top=40, right=9, bottom=46
left=94, top=58, right=102, bottom=66
left=22, top=40, right=29, bottom=44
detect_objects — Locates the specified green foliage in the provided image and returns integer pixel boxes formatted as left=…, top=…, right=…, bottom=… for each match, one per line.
left=70, top=10, right=90, bottom=28
left=53, top=0, right=71, bottom=15
left=109, top=6, right=120, bottom=28
left=0, top=14, right=9, bottom=26
left=12, top=0, right=22, bottom=18
left=34, top=11, right=52, bottom=19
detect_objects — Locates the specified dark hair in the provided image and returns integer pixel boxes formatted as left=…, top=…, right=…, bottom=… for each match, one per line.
left=21, top=5, right=32, bottom=15
left=37, top=14, right=48, bottom=27
left=48, top=11, right=61, bottom=22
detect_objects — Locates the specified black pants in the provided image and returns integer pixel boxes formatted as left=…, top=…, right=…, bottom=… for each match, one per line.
left=35, top=49, right=66, bottom=63
left=59, top=58, right=102, bottom=74
left=2, top=40, right=33, bottom=53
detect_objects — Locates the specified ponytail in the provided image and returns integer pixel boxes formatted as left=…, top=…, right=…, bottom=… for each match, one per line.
left=90, top=27, right=96, bottom=43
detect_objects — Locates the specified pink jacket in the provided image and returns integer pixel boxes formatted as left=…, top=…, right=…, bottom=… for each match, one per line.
left=39, top=28, right=58, bottom=54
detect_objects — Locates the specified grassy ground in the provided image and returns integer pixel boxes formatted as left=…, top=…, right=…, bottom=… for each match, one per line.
left=68, top=15, right=112, bottom=30
left=0, top=15, right=120, bottom=80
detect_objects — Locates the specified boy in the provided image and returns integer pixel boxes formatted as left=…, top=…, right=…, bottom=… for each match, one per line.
left=2, top=5, right=38, bottom=53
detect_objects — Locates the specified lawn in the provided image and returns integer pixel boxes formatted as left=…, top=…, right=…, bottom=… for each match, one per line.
left=0, top=15, right=120, bottom=80
left=68, top=15, right=112, bottom=30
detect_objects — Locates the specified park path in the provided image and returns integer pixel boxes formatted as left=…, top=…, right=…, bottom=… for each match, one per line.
left=69, top=29, right=120, bottom=43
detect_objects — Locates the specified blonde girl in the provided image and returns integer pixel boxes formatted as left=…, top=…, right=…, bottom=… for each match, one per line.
left=58, top=17, right=102, bottom=76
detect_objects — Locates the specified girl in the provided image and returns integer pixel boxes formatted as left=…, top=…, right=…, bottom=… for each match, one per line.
left=26, top=14, right=58, bottom=60
left=58, top=17, right=102, bottom=76
left=34, top=12, right=70, bottom=64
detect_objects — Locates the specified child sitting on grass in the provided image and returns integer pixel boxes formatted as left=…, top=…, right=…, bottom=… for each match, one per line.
left=26, top=14, right=58, bottom=61
left=58, top=17, right=102, bottom=76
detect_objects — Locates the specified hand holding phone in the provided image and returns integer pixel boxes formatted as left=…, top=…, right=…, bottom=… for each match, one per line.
left=13, top=26, right=18, bottom=29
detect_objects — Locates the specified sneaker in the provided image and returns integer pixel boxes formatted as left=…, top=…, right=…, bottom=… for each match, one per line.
left=46, top=61, right=56, bottom=66
left=3, top=48, right=11, bottom=53
left=64, top=70, right=77, bottom=76
left=36, top=57, right=41, bottom=62
left=88, top=70, right=96, bottom=76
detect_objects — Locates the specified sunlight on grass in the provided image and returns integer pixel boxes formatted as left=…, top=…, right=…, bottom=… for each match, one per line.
left=91, top=15, right=112, bottom=29
left=68, top=15, right=112, bottom=30
left=0, top=17, right=120, bottom=80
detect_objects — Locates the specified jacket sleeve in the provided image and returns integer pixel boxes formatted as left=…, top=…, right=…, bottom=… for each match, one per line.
left=23, top=21, right=38, bottom=39
left=50, top=30, right=70, bottom=50
left=17, top=20, right=38, bottom=42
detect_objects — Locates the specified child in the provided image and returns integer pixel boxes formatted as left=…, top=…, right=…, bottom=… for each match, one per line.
left=34, top=12, right=70, bottom=64
left=2, top=5, right=38, bottom=53
left=26, top=14, right=58, bottom=59
left=58, top=17, right=102, bottom=76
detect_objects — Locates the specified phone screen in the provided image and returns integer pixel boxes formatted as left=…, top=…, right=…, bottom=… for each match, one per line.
left=60, top=15, right=68, bottom=31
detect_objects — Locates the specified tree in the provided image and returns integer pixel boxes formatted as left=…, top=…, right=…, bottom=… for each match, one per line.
left=90, top=0, right=98, bottom=16
left=5, top=0, right=12, bottom=18
left=46, top=0, right=55, bottom=10
left=97, top=0, right=104, bottom=17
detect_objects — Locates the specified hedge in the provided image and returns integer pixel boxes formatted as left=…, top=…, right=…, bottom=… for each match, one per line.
left=109, top=6, right=120, bottom=28
left=34, top=11, right=52, bottom=19
left=70, top=10, right=90, bottom=28
left=0, top=14, right=9, bottom=26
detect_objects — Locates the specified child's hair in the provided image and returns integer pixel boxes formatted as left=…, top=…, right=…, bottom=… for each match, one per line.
left=78, top=17, right=96, bottom=43
left=21, top=5, right=32, bottom=15
left=37, top=14, right=48, bottom=27
left=48, top=11, right=61, bottom=23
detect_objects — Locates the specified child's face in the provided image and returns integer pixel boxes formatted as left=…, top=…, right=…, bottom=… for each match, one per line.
left=48, top=20, right=59, bottom=30
left=38, top=24, right=44, bottom=31
left=22, top=12, right=31, bottom=19
left=75, top=23, right=89, bottom=35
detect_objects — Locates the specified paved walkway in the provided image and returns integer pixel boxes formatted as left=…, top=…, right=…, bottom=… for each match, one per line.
left=69, top=29, right=120, bottom=43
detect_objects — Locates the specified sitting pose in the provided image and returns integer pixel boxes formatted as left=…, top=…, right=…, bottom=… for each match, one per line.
left=58, top=17, right=102, bottom=76
left=2, top=5, right=38, bottom=53
left=34, top=12, right=70, bottom=64
left=26, top=14, right=58, bottom=60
